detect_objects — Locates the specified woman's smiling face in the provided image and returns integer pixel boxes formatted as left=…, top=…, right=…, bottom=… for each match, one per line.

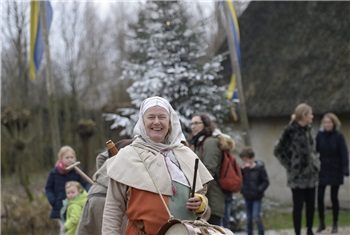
left=143, top=106, right=170, bottom=143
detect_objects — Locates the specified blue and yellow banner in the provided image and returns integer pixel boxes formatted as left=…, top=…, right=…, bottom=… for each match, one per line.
left=225, top=0, right=240, bottom=102
left=30, top=0, right=53, bottom=80
left=226, top=74, right=239, bottom=102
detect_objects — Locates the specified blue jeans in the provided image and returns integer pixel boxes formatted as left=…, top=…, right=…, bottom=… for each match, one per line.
left=223, top=193, right=232, bottom=228
left=245, top=199, right=264, bottom=235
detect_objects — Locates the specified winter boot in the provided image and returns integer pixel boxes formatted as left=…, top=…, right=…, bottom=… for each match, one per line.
left=331, top=223, right=338, bottom=233
left=316, top=222, right=325, bottom=232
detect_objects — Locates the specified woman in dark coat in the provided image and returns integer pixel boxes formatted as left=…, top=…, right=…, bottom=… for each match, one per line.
left=316, top=113, right=349, bottom=233
left=274, top=103, right=320, bottom=235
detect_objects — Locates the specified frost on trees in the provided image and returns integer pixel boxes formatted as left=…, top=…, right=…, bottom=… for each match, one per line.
left=104, top=1, right=230, bottom=136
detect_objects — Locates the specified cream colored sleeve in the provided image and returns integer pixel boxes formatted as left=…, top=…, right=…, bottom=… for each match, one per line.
left=102, top=179, right=128, bottom=235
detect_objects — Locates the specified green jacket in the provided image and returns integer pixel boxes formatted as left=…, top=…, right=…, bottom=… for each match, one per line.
left=195, top=137, right=225, bottom=217
left=62, top=190, right=88, bottom=235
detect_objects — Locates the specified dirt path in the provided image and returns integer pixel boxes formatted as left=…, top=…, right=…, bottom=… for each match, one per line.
left=234, top=226, right=350, bottom=235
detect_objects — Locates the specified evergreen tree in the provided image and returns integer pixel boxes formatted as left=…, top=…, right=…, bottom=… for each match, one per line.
left=104, top=1, right=230, bottom=136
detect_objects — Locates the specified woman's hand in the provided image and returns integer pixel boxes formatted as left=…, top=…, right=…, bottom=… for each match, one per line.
left=186, top=195, right=202, bottom=211
left=186, top=193, right=206, bottom=214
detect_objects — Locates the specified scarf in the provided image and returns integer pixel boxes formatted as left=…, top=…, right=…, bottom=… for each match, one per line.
left=57, top=161, right=70, bottom=175
left=190, top=130, right=207, bottom=148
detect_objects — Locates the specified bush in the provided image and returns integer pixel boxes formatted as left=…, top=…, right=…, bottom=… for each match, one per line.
left=1, top=191, right=58, bottom=235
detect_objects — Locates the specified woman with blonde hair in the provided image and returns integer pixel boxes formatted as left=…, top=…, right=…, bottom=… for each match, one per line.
left=274, top=103, right=320, bottom=235
left=316, top=113, right=349, bottom=233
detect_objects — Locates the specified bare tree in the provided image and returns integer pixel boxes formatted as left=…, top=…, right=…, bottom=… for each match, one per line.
left=1, top=1, right=36, bottom=200
left=105, top=2, right=140, bottom=105
left=2, top=1, right=30, bottom=107
left=78, top=3, right=112, bottom=109
left=52, top=2, right=124, bottom=171
left=53, top=2, right=85, bottom=146
left=1, top=108, right=34, bottom=201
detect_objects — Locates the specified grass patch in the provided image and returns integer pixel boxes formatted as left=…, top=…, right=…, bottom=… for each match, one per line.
left=263, top=208, right=350, bottom=230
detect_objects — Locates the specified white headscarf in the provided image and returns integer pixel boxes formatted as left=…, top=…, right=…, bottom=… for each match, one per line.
left=133, top=96, right=184, bottom=150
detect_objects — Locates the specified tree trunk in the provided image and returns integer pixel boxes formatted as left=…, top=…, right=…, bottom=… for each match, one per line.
left=81, top=137, right=90, bottom=175
left=15, top=147, right=33, bottom=201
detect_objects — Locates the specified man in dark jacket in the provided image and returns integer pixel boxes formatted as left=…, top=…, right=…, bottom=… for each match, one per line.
left=240, top=147, right=269, bottom=235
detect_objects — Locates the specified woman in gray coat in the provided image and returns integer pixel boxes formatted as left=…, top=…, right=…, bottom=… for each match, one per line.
left=190, top=113, right=234, bottom=226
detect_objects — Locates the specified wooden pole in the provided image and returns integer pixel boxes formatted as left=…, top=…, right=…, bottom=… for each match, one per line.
left=224, top=2, right=251, bottom=146
left=66, top=161, right=94, bottom=185
left=40, top=2, right=61, bottom=155
left=191, top=158, right=199, bottom=198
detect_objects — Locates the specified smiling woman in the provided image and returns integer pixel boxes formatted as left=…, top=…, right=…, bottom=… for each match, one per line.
left=143, top=106, right=170, bottom=143
left=102, top=96, right=213, bottom=235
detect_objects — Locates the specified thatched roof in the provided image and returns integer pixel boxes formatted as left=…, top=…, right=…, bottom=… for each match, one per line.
left=219, top=1, right=350, bottom=117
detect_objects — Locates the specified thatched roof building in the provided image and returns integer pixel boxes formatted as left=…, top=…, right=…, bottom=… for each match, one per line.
left=219, top=1, right=350, bottom=117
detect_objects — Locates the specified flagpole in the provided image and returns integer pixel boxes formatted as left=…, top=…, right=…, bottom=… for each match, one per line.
left=40, top=1, right=61, bottom=155
left=224, top=2, right=251, bottom=146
